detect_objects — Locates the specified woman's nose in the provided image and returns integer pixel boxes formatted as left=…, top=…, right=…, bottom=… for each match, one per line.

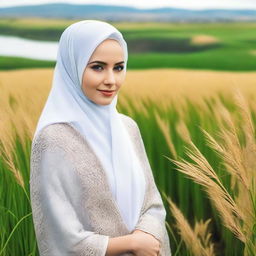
left=104, top=70, right=115, bottom=85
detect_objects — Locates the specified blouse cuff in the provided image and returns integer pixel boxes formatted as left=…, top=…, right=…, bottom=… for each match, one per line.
left=73, top=234, right=109, bottom=256
left=135, top=213, right=164, bottom=241
left=135, top=213, right=171, bottom=256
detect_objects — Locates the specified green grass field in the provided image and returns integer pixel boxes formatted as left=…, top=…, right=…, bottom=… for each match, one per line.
left=0, top=56, right=55, bottom=70
left=1, top=90, right=253, bottom=255
left=1, top=18, right=256, bottom=71
left=0, top=18, right=255, bottom=255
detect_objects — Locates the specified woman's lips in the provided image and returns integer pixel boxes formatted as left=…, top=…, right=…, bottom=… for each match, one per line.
left=97, top=89, right=116, bottom=97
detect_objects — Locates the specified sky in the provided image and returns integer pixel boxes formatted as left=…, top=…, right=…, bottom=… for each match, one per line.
left=0, top=0, right=256, bottom=10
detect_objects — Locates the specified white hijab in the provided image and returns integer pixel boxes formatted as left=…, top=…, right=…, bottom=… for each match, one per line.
left=33, top=20, right=146, bottom=232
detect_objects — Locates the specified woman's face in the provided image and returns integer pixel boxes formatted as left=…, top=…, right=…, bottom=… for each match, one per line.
left=82, top=39, right=126, bottom=105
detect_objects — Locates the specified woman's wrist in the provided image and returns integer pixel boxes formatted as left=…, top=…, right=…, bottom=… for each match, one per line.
left=127, top=234, right=137, bottom=253
left=105, top=234, right=137, bottom=255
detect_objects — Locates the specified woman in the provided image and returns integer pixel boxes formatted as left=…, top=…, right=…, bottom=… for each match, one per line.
left=30, top=20, right=171, bottom=256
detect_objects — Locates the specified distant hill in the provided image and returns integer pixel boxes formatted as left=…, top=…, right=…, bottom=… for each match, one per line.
left=0, top=3, right=256, bottom=22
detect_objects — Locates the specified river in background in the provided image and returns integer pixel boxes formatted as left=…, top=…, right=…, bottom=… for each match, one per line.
left=0, top=35, right=58, bottom=61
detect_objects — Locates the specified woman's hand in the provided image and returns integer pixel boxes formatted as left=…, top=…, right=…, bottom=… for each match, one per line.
left=130, top=229, right=161, bottom=256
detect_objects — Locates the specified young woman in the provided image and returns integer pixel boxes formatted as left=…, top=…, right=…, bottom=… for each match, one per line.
left=30, top=20, right=171, bottom=256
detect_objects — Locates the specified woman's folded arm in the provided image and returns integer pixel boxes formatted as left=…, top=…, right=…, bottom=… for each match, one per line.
left=30, top=142, right=110, bottom=256
left=132, top=120, right=172, bottom=255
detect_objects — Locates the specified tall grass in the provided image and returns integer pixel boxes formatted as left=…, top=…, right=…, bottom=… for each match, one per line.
left=165, top=196, right=215, bottom=256
left=0, top=85, right=38, bottom=255
left=1, top=77, right=255, bottom=255
left=118, top=91, right=255, bottom=255
left=162, top=90, right=256, bottom=255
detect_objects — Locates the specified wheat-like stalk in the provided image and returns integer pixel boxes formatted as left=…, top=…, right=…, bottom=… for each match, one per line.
left=176, top=119, right=192, bottom=144
left=165, top=89, right=255, bottom=255
left=163, top=193, right=215, bottom=256
left=154, top=111, right=177, bottom=159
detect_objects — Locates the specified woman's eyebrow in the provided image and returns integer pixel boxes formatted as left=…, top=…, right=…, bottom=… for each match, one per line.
left=88, top=61, right=124, bottom=65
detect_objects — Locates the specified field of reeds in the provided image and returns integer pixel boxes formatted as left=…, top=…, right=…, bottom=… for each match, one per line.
left=0, top=67, right=255, bottom=256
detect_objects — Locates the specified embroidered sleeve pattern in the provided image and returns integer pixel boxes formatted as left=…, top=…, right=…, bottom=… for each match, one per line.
left=123, top=115, right=172, bottom=256
left=30, top=128, right=109, bottom=256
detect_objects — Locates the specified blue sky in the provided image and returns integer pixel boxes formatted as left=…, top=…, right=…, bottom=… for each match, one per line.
left=0, top=0, right=256, bottom=10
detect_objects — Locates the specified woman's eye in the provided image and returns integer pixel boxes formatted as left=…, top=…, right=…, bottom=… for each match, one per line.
left=115, top=65, right=124, bottom=71
left=91, top=65, right=103, bottom=71
left=90, top=65, right=124, bottom=71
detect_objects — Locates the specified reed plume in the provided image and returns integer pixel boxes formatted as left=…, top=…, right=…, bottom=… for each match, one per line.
left=154, top=111, right=177, bottom=159
left=164, top=89, right=255, bottom=255
left=163, top=192, right=215, bottom=256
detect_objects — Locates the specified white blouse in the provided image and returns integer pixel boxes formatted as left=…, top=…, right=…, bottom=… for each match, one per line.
left=30, top=114, right=171, bottom=256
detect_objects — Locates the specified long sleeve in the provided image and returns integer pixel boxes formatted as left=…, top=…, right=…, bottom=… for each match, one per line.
left=30, top=138, right=109, bottom=256
left=132, top=122, right=172, bottom=256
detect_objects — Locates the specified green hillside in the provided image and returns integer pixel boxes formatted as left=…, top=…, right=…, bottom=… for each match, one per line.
left=0, top=19, right=256, bottom=71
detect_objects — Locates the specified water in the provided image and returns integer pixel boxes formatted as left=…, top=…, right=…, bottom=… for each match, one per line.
left=0, top=35, right=58, bottom=61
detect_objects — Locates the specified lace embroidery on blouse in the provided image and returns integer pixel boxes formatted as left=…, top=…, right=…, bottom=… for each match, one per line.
left=30, top=114, right=171, bottom=255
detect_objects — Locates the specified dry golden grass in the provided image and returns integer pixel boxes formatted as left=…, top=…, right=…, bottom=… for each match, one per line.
left=1, top=68, right=256, bottom=142
left=175, top=120, right=192, bottom=144
left=1, top=68, right=256, bottom=104
left=123, top=69, right=256, bottom=104
left=163, top=90, right=256, bottom=255
left=154, top=111, right=177, bottom=159
left=1, top=67, right=255, bottom=255
left=0, top=111, right=25, bottom=189
left=249, top=50, right=256, bottom=56
left=0, top=69, right=53, bottom=141
left=163, top=194, right=215, bottom=256
left=191, top=35, right=220, bottom=45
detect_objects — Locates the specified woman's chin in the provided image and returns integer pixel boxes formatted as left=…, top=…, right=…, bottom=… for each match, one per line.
left=95, top=97, right=114, bottom=106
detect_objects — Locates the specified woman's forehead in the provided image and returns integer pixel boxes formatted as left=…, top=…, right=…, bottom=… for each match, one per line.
left=88, top=39, right=124, bottom=61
